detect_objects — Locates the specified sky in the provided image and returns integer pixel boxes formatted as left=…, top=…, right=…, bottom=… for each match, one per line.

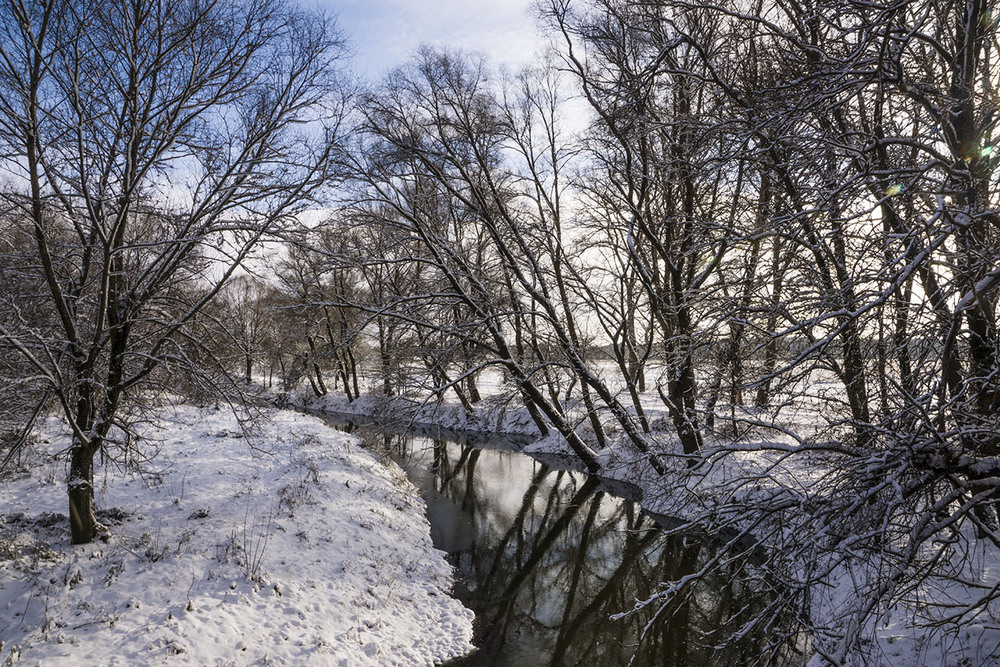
left=322, top=0, right=545, bottom=79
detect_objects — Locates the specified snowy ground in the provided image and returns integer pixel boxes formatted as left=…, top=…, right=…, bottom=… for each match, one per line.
left=284, top=389, right=541, bottom=437
left=0, top=403, right=474, bottom=666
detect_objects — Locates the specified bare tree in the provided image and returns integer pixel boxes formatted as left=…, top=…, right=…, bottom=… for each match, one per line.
left=206, top=273, right=278, bottom=385
left=354, top=46, right=743, bottom=472
left=541, top=0, right=1000, bottom=661
left=547, top=0, right=748, bottom=455
left=0, top=0, right=346, bottom=543
left=273, top=227, right=370, bottom=399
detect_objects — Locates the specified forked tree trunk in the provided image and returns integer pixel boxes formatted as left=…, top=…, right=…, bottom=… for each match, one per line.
left=306, top=336, right=327, bottom=396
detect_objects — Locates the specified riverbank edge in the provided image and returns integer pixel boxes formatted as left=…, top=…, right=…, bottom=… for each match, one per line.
left=0, top=402, right=475, bottom=666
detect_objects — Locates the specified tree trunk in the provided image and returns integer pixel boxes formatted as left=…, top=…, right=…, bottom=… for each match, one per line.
left=661, top=367, right=703, bottom=457
left=755, top=237, right=785, bottom=409
left=68, top=444, right=98, bottom=545
left=347, top=347, right=360, bottom=399
left=307, top=336, right=327, bottom=396
left=465, top=373, right=481, bottom=404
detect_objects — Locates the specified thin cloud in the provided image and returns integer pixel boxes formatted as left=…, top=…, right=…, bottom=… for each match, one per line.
left=330, top=0, right=541, bottom=78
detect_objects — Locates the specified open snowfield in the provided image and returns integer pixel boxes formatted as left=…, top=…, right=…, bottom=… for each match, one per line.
left=0, top=403, right=474, bottom=666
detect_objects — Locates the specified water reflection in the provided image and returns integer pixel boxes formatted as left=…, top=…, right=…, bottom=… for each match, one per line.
left=324, top=414, right=801, bottom=666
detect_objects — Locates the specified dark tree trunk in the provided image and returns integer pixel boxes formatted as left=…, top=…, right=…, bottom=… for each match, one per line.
left=68, top=444, right=98, bottom=544
left=347, top=347, right=360, bottom=399
left=661, top=368, right=703, bottom=457
left=465, top=373, right=481, bottom=404
left=307, top=336, right=327, bottom=396
left=755, top=238, right=785, bottom=409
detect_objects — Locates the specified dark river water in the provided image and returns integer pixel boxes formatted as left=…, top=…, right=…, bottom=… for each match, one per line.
left=320, top=413, right=805, bottom=667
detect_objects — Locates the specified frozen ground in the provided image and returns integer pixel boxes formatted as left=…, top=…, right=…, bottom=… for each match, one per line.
left=0, top=403, right=474, bottom=666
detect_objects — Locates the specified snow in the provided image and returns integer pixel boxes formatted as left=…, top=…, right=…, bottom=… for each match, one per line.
left=282, top=384, right=541, bottom=437
left=0, top=403, right=474, bottom=666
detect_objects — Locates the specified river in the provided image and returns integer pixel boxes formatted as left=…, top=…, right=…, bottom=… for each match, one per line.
left=319, top=413, right=805, bottom=666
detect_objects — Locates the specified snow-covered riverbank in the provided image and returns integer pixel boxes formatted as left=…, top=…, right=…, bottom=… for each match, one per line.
left=291, top=386, right=1000, bottom=667
left=0, top=404, right=474, bottom=666
left=285, top=390, right=542, bottom=438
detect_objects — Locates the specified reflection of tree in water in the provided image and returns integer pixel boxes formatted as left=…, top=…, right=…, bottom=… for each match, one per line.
left=383, top=439, right=804, bottom=667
